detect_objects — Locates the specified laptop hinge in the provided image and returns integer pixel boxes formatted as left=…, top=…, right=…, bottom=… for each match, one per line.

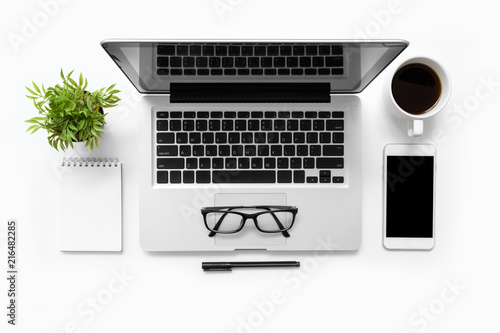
left=170, top=83, right=331, bottom=103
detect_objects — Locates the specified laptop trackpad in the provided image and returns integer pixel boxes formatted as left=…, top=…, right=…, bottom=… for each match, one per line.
left=214, top=193, right=287, bottom=247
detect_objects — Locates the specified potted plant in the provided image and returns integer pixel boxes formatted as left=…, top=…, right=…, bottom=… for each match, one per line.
left=25, top=70, right=120, bottom=151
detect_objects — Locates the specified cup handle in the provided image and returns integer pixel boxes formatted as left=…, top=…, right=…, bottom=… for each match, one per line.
left=408, top=119, right=423, bottom=137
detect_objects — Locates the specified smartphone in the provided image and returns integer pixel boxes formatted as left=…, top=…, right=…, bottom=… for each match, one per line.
left=383, top=144, right=436, bottom=250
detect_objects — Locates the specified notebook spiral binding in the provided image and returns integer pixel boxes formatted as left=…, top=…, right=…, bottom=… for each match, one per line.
left=62, top=157, right=120, bottom=167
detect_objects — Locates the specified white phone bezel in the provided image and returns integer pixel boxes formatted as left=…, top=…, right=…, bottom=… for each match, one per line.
left=383, top=144, right=436, bottom=250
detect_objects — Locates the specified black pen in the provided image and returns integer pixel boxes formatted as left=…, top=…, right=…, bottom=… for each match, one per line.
left=202, top=261, right=300, bottom=271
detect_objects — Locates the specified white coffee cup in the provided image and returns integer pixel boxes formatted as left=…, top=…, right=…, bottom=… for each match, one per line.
left=385, top=57, right=451, bottom=137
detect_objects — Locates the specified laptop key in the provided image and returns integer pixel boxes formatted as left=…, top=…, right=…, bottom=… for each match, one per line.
left=306, top=176, right=318, bottom=183
left=183, top=57, right=195, bottom=67
left=326, top=120, right=344, bottom=131
left=228, top=133, right=240, bottom=144
left=297, top=145, right=308, bottom=156
left=179, top=145, right=191, bottom=156
left=264, top=158, right=276, bottom=168
left=332, top=111, right=344, bottom=118
left=157, top=133, right=175, bottom=144
left=284, top=145, right=295, bottom=156
left=199, top=158, right=210, bottom=169
left=158, top=45, right=176, bottom=55
left=192, top=145, right=204, bottom=156
left=170, top=120, right=181, bottom=131
left=183, top=171, right=194, bottom=183
left=294, top=170, right=305, bottom=183
left=267, top=46, right=279, bottom=56
left=332, top=176, right=344, bottom=183
left=184, top=69, right=196, bottom=75
left=323, top=145, right=344, bottom=156
left=224, top=69, right=236, bottom=75
left=307, top=132, right=318, bottom=143
left=196, top=120, right=207, bottom=131
left=171, top=69, right=182, bottom=75
left=177, top=45, right=188, bottom=55
left=170, top=57, right=182, bottom=67
left=255, top=46, right=266, bottom=56
left=219, top=145, right=231, bottom=156
left=209, top=57, right=221, bottom=67
left=196, top=171, right=211, bottom=183
left=304, top=68, right=317, bottom=75
left=203, top=45, right=214, bottom=56
left=212, top=171, right=275, bottom=183
left=215, top=46, right=227, bottom=56
left=278, top=69, right=290, bottom=75
left=277, top=158, right=289, bottom=169
left=278, top=170, right=292, bottom=183
left=170, top=171, right=181, bottom=184
left=332, top=133, right=344, bottom=143
left=197, top=69, right=210, bottom=75
left=229, top=46, right=240, bottom=56
left=212, top=158, right=224, bottom=169
left=157, top=145, right=178, bottom=156
left=320, top=132, right=331, bottom=143
left=176, top=133, right=188, bottom=143
left=241, top=133, right=253, bottom=144
left=251, top=69, right=263, bottom=75
left=225, top=158, right=237, bottom=169
left=157, top=57, right=168, bottom=67
left=304, top=158, right=315, bottom=168
left=209, top=120, right=220, bottom=131
left=157, top=120, right=169, bottom=131
left=251, top=158, right=263, bottom=169
left=241, top=46, right=253, bottom=56
left=157, top=158, right=184, bottom=169
left=186, top=158, right=197, bottom=169
left=202, top=132, right=214, bottom=144
left=215, top=132, right=227, bottom=144
left=183, top=120, right=194, bottom=131
left=316, top=158, right=344, bottom=168
left=238, top=158, right=250, bottom=169
left=157, top=171, right=168, bottom=183
left=248, top=120, right=259, bottom=131
left=232, top=145, right=244, bottom=156
left=205, top=145, right=217, bottom=156
left=310, top=145, right=321, bottom=156
left=290, top=158, right=301, bottom=169
left=258, top=145, right=270, bottom=156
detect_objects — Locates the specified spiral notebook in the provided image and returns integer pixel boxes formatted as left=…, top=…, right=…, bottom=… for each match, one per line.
left=58, top=157, right=122, bottom=252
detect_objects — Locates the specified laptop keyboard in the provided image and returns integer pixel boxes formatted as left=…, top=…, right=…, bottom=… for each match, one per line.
left=156, top=110, right=345, bottom=184
left=156, top=43, right=344, bottom=76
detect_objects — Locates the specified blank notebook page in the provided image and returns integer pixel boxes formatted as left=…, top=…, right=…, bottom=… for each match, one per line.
left=58, top=158, right=122, bottom=252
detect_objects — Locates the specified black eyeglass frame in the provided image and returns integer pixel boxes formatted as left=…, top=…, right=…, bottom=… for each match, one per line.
left=200, top=205, right=298, bottom=237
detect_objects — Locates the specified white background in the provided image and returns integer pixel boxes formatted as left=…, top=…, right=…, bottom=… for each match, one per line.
left=1, top=0, right=499, bottom=332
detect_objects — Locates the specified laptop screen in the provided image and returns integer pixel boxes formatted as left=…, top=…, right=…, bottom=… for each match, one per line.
left=101, top=39, right=408, bottom=94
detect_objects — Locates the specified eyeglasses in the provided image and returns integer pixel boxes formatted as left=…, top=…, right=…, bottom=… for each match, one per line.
left=200, top=206, right=298, bottom=237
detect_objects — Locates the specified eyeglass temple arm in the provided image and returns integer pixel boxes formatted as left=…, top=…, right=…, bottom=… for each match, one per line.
left=261, top=207, right=290, bottom=238
left=208, top=207, right=240, bottom=237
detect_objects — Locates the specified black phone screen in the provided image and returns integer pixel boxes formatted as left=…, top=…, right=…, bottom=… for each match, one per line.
left=386, top=155, right=434, bottom=238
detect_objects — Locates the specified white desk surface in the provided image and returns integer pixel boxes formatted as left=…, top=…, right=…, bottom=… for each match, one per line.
left=1, top=0, right=499, bottom=332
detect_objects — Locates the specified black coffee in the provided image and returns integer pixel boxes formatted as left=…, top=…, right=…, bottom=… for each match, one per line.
left=391, top=63, right=442, bottom=115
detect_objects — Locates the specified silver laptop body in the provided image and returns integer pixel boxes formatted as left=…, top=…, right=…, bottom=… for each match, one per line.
left=101, top=39, right=408, bottom=251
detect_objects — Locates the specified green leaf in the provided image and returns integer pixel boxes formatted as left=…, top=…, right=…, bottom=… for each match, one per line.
left=26, top=124, right=38, bottom=132
left=32, top=81, right=41, bottom=94
left=106, top=84, right=116, bottom=92
left=79, top=73, right=83, bottom=88
left=25, top=86, right=38, bottom=96
left=60, top=69, right=65, bottom=80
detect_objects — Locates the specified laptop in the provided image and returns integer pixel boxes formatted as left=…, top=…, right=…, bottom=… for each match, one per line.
left=101, top=39, right=408, bottom=251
